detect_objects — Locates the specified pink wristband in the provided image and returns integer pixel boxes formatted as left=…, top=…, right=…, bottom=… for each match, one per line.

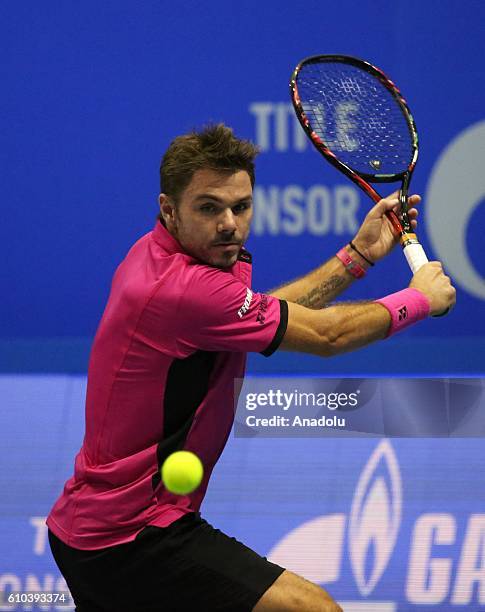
left=336, top=247, right=366, bottom=279
left=375, top=288, right=430, bottom=337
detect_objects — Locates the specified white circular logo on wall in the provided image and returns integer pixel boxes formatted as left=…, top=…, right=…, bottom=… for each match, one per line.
left=425, top=120, right=485, bottom=300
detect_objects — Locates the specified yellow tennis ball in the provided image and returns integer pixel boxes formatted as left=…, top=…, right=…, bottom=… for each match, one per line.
left=161, top=451, right=204, bottom=495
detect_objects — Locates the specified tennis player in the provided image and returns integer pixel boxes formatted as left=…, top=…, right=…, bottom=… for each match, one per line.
left=46, top=124, right=455, bottom=612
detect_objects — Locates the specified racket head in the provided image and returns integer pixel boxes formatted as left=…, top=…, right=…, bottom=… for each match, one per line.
left=290, top=55, right=419, bottom=201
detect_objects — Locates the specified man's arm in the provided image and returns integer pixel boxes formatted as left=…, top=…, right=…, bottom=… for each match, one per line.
left=280, top=300, right=388, bottom=356
left=269, top=246, right=370, bottom=309
left=270, top=193, right=421, bottom=309
left=279, top=262, right=456, bottom=357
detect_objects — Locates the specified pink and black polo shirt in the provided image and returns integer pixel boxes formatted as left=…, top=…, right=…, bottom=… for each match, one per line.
left=46, top=220, right=288, bottom=549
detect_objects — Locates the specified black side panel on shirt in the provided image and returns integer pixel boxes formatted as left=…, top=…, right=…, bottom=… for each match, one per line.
left=151, top=350, right=216, bottom=490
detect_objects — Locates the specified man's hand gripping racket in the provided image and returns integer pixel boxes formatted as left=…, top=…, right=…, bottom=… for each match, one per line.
left=290, top=54, right=454, bottom=316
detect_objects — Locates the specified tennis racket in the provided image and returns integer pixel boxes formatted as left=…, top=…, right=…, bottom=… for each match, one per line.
left=290, top=54, right=428, bottom=274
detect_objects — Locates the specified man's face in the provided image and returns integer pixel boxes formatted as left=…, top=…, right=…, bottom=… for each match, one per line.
left=160, top=168, right=253, bottom=269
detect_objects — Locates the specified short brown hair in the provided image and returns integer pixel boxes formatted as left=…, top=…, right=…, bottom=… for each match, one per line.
left=158, top=123, right=259, bottom=221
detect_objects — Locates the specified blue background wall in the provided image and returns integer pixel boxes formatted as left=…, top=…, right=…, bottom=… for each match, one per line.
left=1, top=2, right=484, bottom=610
left=2, top=0, right=485, bottom=374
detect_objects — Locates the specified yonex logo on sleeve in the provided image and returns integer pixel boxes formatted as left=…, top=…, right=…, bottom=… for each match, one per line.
left=256, top=294, right=269, bottom=324
left=398, top=306, right=408, bottom=321
left=237, top=288, right=253, bottom=318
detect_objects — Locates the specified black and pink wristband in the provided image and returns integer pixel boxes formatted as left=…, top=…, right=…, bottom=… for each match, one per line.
left=336, top=247, right=366, bottom=279
left=375, top=288, right=430, bottom=337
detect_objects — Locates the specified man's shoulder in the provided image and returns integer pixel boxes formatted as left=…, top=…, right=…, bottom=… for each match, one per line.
left=118, top=233, right=253, bottom=304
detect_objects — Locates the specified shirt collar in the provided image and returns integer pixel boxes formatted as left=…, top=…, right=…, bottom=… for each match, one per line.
left=151, top=220, right=186, bottom=255
left=151, top=219, right=252, bottom=263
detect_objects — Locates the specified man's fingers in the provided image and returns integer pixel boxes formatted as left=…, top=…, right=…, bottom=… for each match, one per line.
left=383, top=191, right=420, bottom=204
left=391, top=197, right=421, bottom=216
left=370, top=193, right=421, bottom=219
left=375, top=197, right=399, bottom=215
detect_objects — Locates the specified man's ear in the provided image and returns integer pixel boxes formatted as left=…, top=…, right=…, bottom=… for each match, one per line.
left=159, top=194, right=176, bottom=228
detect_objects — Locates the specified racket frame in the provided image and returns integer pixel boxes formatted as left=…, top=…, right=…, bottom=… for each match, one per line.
left=290, top=54, right=450, bottom=315
left=290, top=54, right=419, bottom=240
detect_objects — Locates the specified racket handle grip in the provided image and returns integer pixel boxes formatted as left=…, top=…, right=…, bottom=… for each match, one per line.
left=402, top=241, right=428, bottom=274
left=402, top=240, right=450, bottom=317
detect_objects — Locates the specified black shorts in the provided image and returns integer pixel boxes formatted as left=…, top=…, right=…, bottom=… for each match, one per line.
left=48, top=512, right=285, bottom=612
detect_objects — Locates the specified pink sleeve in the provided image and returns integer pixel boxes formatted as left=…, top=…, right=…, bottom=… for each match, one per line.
left=170, top=265, right=288, bottom=357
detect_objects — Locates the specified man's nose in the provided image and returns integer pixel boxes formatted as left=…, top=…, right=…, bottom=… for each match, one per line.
left=217, top=209, right=237, bottom=233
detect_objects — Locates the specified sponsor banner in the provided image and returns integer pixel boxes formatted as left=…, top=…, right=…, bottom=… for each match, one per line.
left=251, top=438, right=485, bottom=610
left=1, top=375, right=485, bottom=610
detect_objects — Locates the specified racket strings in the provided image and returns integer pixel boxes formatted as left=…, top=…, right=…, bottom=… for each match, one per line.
left=296, top=62, right=414, bottom=175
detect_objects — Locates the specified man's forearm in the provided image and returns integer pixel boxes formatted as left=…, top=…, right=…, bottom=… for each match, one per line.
left=269, top=246, right=371, bottom=308
left=280, top=300, right=391, bottom=357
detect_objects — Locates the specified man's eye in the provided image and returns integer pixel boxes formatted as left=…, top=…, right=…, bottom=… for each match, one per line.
left=233, top=203, right=249, bottom=213
left=200, top=204, right=216, bottom=213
